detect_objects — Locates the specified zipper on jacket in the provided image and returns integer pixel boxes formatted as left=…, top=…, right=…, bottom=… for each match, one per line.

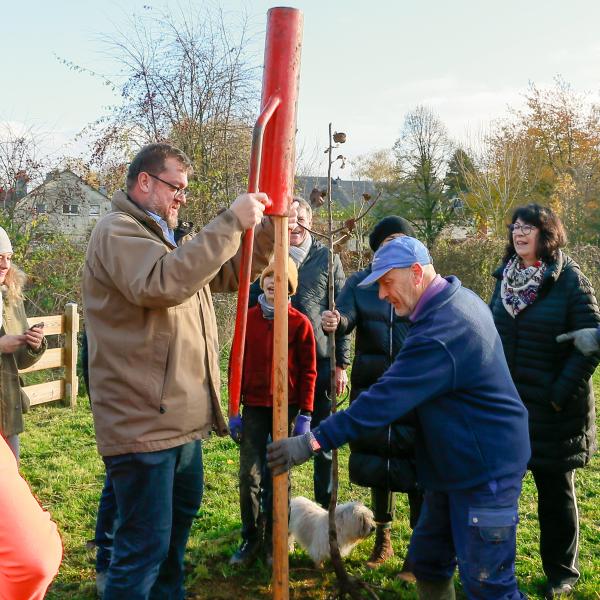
left=386, top=426, right=392, bottom=476
left=388, top=304, right=394, bottom=364
left=387, top=304, right=394, bottom=475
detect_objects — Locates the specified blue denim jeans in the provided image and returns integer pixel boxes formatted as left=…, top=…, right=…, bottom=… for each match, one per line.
left=406, top=472, right=526, bottom=599
left=102, top=440, right=203, bottom=600
left=95, top=472, right=117, bottom=573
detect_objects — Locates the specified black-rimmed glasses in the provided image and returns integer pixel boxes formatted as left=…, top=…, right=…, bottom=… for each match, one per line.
left=508, top=223, right=535, bottom=235
left=147, top=173, right=186, bottom=199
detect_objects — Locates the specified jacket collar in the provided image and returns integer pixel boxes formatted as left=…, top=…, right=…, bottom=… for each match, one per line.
left=306, top=235, right=325, bottom=258
left=111, top=190, right=177, bottom=248
left=410, top=275, right=461, bottom=324
left=542, top=250, right=564, bottom=283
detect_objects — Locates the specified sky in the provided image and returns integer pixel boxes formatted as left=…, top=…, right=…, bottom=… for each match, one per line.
left=2, top=0, right=600, bottom=177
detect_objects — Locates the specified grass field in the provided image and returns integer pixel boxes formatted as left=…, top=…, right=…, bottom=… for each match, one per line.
left=21, top=370, right=600, bottom=599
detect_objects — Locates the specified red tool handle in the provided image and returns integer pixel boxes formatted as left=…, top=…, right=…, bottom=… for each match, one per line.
left=228, top=96, right=280, bottom=418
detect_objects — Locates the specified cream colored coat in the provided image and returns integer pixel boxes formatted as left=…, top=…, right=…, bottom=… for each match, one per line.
left=83, top=191, right=273, bottom=456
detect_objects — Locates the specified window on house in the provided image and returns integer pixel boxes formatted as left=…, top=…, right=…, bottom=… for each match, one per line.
left=63, top=204, right=79, bottom=215
left=89, top=204, right=100, bottom=216
left=35, top=204, right=47, bottom=214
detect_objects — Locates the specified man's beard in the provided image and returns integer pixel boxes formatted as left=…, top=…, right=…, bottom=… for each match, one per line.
left=148, top=198, right=178, bottom=229
left=164, top=212, right=178, bottom=229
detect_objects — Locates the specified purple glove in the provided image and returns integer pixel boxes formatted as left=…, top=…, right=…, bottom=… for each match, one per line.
left=229, top=415, right=243, bottom=444
left=292, top=413, right=312, bottom=437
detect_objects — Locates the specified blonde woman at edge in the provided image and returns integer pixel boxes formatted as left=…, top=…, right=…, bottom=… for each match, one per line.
left=0, top=226, right=46, bottom=462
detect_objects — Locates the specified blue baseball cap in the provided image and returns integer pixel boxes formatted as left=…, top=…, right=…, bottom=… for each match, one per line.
left=358, top=236, right=431, bottom=288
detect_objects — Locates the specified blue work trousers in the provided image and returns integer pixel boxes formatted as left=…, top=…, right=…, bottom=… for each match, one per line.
left=406, top=472, right=526, bottom=599
left=102, top=440, right=204, bottom=600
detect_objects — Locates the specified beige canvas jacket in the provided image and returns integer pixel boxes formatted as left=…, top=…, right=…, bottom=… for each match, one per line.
left=83, top=191, right=273, bottom=456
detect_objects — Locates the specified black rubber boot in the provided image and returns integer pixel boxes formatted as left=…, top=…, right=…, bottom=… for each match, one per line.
left=416, top=578, right=456, bottom=600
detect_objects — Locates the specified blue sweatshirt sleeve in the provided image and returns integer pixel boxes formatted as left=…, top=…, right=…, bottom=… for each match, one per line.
left=314, top=335, right=456, bottom=450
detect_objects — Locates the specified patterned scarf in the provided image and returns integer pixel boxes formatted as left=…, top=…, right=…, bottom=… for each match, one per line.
left=501, top=255, right=546, bottom=318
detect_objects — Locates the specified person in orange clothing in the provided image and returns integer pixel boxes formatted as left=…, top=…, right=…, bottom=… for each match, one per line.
left=0, top=435, right=62, bottom=599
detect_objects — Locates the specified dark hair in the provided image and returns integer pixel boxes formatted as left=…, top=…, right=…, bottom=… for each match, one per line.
left=126, top=143, right=193, bottom=190
left=502, top=203, right=567, bottom=264
left=369, top=216, right=415, bottom=251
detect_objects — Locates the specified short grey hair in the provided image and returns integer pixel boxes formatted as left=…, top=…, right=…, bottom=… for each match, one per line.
left=293, top=196, right=312, bottom=220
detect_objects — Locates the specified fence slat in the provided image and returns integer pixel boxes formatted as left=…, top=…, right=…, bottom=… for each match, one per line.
left=22, top=380, right=65, bottom=406
left=63, top=303, right=79, bottom=408
left=19, top=348, right=65, bottom=374
left=26, top=315, right=64, bottom=336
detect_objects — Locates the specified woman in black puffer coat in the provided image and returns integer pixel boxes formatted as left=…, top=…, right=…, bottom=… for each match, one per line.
left=490, top=204, right=599, bottom=599
left=322, top=217, right=423, bottom=572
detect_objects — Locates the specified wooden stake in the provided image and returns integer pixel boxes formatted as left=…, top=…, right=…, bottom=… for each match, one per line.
left=272, top=215, right=289, bottom=600
left=64, top=302, right=79, bottom=408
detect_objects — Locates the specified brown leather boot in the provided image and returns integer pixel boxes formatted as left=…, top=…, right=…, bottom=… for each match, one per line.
left=366, top=523, right=394, bottom=568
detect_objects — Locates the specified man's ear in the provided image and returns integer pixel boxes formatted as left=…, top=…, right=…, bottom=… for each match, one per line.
left=137, top=172, right=151, bottom=193
left=411, top=262, right=425, bottom=286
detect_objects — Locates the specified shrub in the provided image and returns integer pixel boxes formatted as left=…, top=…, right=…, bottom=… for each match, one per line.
left=432, top=236, right=600, bottom=303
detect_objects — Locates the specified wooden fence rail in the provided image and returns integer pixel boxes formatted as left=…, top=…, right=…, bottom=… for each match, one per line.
left=18, top=302, right=79, bottom=408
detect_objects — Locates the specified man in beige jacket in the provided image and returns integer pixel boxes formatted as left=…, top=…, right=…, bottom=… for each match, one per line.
left=83, top=143, right=292, bottom=599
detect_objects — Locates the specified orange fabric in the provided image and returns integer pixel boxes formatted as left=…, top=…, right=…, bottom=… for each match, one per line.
left=0, top=437, right=62, bottom=600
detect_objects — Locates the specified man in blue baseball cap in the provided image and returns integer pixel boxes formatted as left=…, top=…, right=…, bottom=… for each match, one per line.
left=268, top=237, right=531, bottom=599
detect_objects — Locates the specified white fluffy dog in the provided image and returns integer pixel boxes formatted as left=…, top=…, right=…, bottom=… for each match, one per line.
left=288, top=496, right=375, bottom=567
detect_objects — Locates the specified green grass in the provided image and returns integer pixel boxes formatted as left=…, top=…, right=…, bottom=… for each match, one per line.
left=21, top=371, right=600, bottom=599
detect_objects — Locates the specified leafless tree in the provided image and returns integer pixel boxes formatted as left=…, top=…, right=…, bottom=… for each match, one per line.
left=0, top=123, right=48, bottom=220
left=73, top=3, right=259, bottom=225
left=460, top=129, right=540, bottom=237
left=391, top=105, right=456, bottom=247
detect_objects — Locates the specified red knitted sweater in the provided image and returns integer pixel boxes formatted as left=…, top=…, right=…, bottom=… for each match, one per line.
left=240, top=305, right=316, bottom=412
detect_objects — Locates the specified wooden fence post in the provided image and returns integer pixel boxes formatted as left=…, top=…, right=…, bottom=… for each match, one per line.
left=63, top=302, right=79, bottom=408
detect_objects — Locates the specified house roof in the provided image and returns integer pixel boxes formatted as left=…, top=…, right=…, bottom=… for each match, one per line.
left=21, top=169, right=109, bottom=201
left=295, top=176, right=378, bottom=208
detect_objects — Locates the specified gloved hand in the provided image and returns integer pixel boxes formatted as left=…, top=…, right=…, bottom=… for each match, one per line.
left=228, top=415, right=243, bottom=444
left=292, top=413, right=311, bottom=437
left=556, top=328, right=600, bottom=356
left=267, top=432, right=314, bottom=476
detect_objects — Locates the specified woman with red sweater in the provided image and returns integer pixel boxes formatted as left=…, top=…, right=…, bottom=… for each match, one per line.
left=229, top=257, right=317, bottom=567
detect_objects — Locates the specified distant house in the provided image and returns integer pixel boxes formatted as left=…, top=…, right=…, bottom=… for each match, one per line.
left=14, top=170, right=111, bottom=239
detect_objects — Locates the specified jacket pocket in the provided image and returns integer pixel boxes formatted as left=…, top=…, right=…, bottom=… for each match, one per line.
left=145, top=332, right=171, bottom=412
left=466, top=507, right=518, bottom=583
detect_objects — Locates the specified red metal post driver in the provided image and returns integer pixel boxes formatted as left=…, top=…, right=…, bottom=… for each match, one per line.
left=228, top=8, right=303, bottom=600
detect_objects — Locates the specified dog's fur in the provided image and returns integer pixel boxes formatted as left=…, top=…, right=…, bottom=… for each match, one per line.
left=288, top=496, right=375, bottom=567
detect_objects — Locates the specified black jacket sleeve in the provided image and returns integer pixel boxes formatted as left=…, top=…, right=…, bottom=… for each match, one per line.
left=333, top=254, right=351, bottom=367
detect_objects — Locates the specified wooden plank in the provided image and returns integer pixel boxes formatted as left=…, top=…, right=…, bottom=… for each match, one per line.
left=63, top=303, right=79, bottom=407
left=19, top=348, right=64, bottom=373
left=22, top=380, right=65, bottom=406
left=26, top=315, right=64, bottom=336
